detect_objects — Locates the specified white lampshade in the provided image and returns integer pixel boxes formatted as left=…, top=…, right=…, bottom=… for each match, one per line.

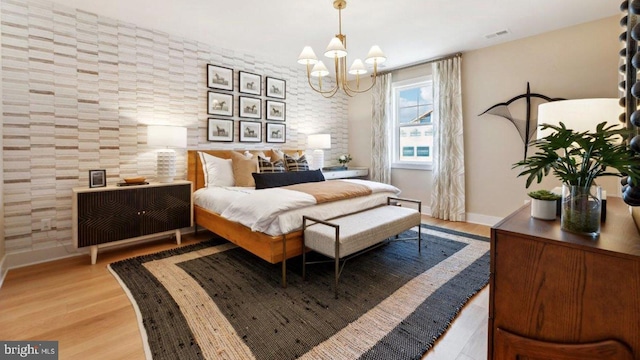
left=324, top=37, right=347, bottom=58
left=310, top=61, right=330, bottom=77
left=365, top=45, right=386, bottom=64
left=349, top=59, right=367, bottom=75
left=147, top=125, right=187, bottom=183
left=308, top=133, right=332, bottom=149
left=297, top=46, right=318, bottom=65
left=147, top=125, right=187, bottom=148
left=537, top=99, right=622, bottom=140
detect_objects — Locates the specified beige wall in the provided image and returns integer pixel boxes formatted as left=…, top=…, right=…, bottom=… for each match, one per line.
left=348, top=15, right=621, bottom=224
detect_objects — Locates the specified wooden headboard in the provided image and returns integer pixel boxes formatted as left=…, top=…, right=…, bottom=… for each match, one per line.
left=187, top=149, right=303, bottom=191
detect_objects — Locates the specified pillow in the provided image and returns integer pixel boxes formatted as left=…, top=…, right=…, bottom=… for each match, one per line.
left=271, top=148, right=285, bottom=161
left=243, top=150, right=268, bottom=160
left=199, top=152, right=234, bottom=187
left=284, top=154, right=309, bottom=171
left=229, top=151, right=258, bottom=187
left=252, top=169, right=325, bottom=189
left=258, top=156, right=286, bottom=173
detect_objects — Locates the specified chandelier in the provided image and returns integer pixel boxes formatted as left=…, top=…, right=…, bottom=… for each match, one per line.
left=297, top=0, right=386, bottom=98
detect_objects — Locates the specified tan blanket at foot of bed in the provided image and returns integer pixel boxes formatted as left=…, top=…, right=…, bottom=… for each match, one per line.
left=283, top=180, right=373, bottom=204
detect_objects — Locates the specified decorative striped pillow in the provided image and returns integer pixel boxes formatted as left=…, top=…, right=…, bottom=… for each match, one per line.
left=284, top=154, right=309, bottom=171
left=258, top=156, right=286, bottom=173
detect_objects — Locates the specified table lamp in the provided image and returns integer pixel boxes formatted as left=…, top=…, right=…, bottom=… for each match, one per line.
left=147, top=125, right=187, bottom=183
left=307, top=133, right=331, bottom=170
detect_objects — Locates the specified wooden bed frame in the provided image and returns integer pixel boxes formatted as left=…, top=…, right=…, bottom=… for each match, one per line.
left=186, top=149, right=305, bottom=286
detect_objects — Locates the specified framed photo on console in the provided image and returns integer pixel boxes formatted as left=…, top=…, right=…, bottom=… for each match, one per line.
left=239, top=120, right=262, bottom=143
left=266, top=123, right=285, bottom=143
left=207, top=91, right=233, bottom=117
left=207, top=64, right=233, bottom=91
left=239, top=96, right=261, bottom=119
left=89, top=169, right=106, bottom=188
left=239, top=71, right=261, bottom=96
left=207, top=118, right=234, bottom=142
left=266, top=77, right=286, bottom=99
left=266, top=100, right=286, bottom=121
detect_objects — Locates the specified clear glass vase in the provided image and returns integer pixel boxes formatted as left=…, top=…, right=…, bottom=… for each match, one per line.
left=561, top=184, right=602, bottom=237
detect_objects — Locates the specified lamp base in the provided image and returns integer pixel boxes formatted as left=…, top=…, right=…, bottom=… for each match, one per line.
left=312, top=149, right=325, bottom=170
left=157, top=149, right=176, bottom=183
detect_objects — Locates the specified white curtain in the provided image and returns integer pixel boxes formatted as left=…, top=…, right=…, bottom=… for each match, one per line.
left=431, top=56, right=465, bottom=221
left=371, top=73, right=392, bottom=184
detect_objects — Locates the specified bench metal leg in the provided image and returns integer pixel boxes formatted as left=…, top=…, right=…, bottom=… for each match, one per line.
left=334, top=227, right=340, bottom=299
left=418, top=223, right=422, bottom=253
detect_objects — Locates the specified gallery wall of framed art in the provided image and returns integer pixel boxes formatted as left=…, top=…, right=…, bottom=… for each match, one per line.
left=205, top=64, right=288, bottom=143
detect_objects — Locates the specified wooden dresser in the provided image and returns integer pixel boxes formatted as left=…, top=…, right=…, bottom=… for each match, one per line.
left=489, top=197, right=640, bottom=360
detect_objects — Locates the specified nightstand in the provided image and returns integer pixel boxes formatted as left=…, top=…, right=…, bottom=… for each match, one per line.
left=322, top=167, right=369, bottom=180
left=72, top=180, right=193, bottom=264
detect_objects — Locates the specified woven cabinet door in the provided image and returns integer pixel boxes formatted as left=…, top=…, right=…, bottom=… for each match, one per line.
left=76, top=189, right=140, bottom=247
left=139, top=184, right=191, bottom=236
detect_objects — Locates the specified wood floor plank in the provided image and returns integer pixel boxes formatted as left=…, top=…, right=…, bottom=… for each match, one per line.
left=0, top=219, right=491, bottom=360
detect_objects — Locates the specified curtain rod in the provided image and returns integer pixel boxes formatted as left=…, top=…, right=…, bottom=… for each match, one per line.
left=378, top=52, right=462, bottom=75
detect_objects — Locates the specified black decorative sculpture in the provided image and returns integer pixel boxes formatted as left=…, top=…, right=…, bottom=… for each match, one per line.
left=479, top=82, right=564, bottom=159
left=620, top=0, right=640, bottom=206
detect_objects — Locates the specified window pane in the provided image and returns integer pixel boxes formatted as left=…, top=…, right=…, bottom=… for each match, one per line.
left=393, top=76, right=434, bottom=166
left=399, top=124, right=433, bottom=163
left=399, top=107, right=417, bottom=124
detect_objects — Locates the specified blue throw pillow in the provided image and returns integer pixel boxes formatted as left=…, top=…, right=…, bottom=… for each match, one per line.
left=252, top=169, right=325, bottom=189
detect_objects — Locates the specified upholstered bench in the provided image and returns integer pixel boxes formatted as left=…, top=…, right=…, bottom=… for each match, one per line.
left=302, top=197, right=422, bottom=298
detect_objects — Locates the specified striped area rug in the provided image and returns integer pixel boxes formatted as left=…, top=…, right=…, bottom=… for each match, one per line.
left=108, top=224, right=490, bottom=360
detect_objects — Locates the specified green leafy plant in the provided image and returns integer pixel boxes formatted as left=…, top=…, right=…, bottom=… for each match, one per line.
left=513, top=122, right=640, bottom=188
left=527, top=189, right=561, bottom=201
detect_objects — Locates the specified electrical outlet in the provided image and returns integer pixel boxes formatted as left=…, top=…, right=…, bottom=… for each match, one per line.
left=41, top=218, right=51, bottom=231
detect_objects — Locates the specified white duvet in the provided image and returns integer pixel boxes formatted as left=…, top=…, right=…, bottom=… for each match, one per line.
left=193, top=179, right=401, bottom=236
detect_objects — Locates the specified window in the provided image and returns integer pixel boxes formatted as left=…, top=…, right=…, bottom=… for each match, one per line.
left=391, top=76, right=433, bottom=170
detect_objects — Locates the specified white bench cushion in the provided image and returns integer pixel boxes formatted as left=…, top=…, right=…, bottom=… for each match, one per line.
left=304, top=205, right=421, bottom=258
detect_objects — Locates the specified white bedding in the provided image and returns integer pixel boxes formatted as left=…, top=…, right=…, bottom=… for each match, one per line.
left=193, top=179, right=401, bottom=236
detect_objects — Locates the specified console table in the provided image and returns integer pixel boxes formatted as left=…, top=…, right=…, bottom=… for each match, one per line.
left=322, top=167, right=369, bottom=180
left=489, top=197, right=640, bottom=359
left=72, top=180, right=193, bottom=264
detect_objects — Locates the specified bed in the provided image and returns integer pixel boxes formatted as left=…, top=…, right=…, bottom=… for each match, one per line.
left=186, top=149, right=399, bottom=286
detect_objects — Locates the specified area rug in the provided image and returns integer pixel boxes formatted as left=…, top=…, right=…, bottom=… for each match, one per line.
left=108, top=224, right=490, bottom=360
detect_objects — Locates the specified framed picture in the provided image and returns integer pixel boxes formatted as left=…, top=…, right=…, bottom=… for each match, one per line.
left=266, top=100, right=286, bottom=121
left=239, top=96, right=261, bottom=119
left=89, top=169, right=106, bottom=188
left=239, top=71, right=261, bottom=96
left=207, top=91, right=233, bottom=117
left=207, top=118, right=234, bottom=142
left=266, top=77, right=286, bottom=99
left=266, top=123, right=286, bottom=143
left=239, top=120, right=262, bottom=143
left=207, top=64, right=233, bottom=91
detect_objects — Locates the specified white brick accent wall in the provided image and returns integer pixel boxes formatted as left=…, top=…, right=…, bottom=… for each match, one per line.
left=1, top=0, right=349, bottom=261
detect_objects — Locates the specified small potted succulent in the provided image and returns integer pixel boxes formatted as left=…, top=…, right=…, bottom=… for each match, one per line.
left=527, top=190, right=561, bottom=220
left=338, top=154, right=352, bottom=169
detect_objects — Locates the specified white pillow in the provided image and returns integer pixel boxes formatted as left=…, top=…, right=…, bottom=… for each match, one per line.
left=198, top=152, right=234, bottom=187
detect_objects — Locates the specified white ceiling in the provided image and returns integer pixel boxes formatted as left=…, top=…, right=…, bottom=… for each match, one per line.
left=50, top=0, right=619, bottom=70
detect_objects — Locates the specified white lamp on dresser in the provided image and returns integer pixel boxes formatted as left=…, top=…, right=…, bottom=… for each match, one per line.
left=308, top=133, right=331, bottom=170
left=147, top=125, right=187, bottom=183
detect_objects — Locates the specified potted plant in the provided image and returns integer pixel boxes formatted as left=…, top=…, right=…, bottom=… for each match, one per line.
left=338, top=154, right=352, bottom=169
left=527, top=190, right=561, bottom=220
left=513, top=122, right=640, bottom=236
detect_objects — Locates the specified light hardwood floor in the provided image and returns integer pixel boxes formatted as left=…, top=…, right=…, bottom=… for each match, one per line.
left=0, top=217, right=490, bottom=360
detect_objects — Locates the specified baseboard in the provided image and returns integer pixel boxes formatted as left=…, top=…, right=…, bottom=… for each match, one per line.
left=5, top=245, right=82, bottom=270
left=421, top=206, right=502, bottom=227
left=465, top=212, right=503, bottom=227
left=4, top=226, right=198, bottom=271
left=0, top=254, right=7, bottom=290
